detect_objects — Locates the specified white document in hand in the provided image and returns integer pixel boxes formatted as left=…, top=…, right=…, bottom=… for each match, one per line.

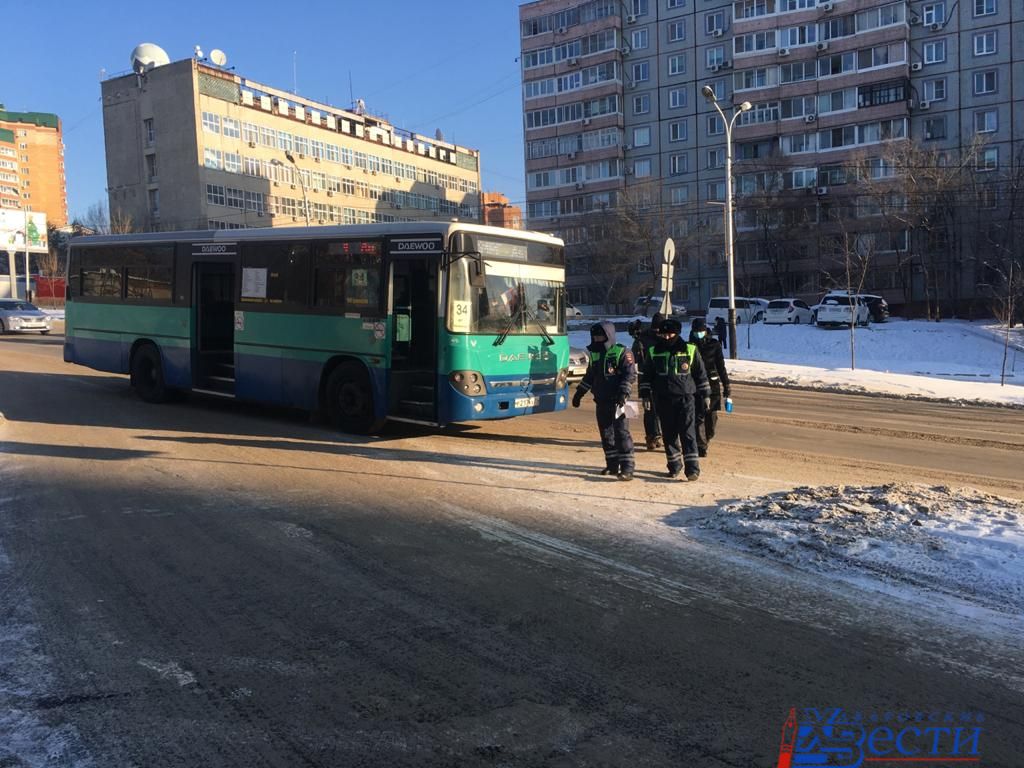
left=616, top=401, right=641, bottom=419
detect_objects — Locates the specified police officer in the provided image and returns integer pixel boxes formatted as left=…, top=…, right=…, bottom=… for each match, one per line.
left=629, top=312, right=663, bottom=451
left=642, top=318, right=710, bottom=481
left=572, top=321, right=637, bottom=481
left=690, top=317, right=731, bottom=457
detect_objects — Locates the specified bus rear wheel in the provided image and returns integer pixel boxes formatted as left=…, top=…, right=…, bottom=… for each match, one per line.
left=326, top=362, right=381, bottom=434
left=130, top=344, right=170, bottom=403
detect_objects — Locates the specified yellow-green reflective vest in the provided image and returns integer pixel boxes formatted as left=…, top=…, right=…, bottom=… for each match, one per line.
left=646, top=342, right=697, bottom=377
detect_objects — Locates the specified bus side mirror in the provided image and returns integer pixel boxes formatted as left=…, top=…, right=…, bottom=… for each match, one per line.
left=469, top=258, right=486, bottom=288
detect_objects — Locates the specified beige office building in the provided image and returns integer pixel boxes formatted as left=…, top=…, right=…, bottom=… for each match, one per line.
left=101, top=55, right=482, bottom=232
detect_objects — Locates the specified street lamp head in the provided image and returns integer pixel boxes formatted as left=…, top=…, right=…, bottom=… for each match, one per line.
left=739, top=101, right=753, bottom=112
left=284, top=150, right=296, bottom=164
left=701, top=85, right=716, bottom=102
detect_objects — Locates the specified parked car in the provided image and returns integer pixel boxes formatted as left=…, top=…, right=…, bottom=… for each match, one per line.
left=815, top=293, right=871, bottom=327
left=565, top=302, right=583, bottom=318
left=859, top=294, right=890, bottom=323
left=567, top=345, right=589, bottom=381
left=633, top=295, right=685, bottom=318
left=0, top=299, right=54, bottom=334
left=765, top=298, right=814, bottom=324
left=705, top=297, right=765, bottom=326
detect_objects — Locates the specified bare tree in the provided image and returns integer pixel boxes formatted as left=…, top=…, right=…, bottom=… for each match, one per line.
left=83, top=200, right=136, bottom=235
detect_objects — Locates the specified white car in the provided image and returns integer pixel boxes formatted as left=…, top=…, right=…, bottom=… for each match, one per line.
left=765, top=298, right=814, bottom=324
left=815, top=294, right=871, bottom=327
left=0, top=299, right=54, bottom=334
left=705, top=297, right=764, bottom=326
left=565, top=302, right=583, bottom=318
left=567, top=346, right=589, bottom=381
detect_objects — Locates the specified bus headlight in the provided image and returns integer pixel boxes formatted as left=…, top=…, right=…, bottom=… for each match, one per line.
left=449, top=370, right=487, bottom=396
left=556, top=368, right=568, bottom=389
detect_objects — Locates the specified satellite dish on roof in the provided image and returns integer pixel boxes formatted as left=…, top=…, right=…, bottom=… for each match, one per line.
left=130, top=43, right=170, bottom=74
left=210, top=49, right=228, bottom=67
left=354, top=98, right=366, bottom=115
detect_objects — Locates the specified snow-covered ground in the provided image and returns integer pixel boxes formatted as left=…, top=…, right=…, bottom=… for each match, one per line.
left=570, top=318, right=1024, bottom=407
left=692, top=483, right=1024, bottom=617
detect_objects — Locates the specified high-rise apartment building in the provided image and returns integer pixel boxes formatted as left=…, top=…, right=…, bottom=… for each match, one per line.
left=101, top=54, right=482, bottom=233
left=519, top=0, right=1023, bottom=313
left=0, top=107, right=69, bottom=226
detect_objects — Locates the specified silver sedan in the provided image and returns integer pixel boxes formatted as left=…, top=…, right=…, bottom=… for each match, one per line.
left=0, top=299, right=54, bottom=334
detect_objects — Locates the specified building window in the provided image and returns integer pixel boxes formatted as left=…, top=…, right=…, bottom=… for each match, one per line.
left=978, top=147, right=998, bottom=171
left=201, top=112, right=221, bottom=134
left=670, top=185, right=689, bottom=204
left=974, top=0, right=995, bottom=15
left=633, top=94, right=651, bottom=114
left=669, top=88, right=687, bottom=109
left=633, top=158, right=653, bottom=177
left=707, top=181, right=726, bottom=201
left=668, top=0, right=685, bottom=7
left=631, top=0, right=649, bottom=15
left=669, top=120, right=688, bottom=142
left=146, top=155, right=157, bottom=181
left=633, top=126, right=652, bottom=147
left=706, top=114, right=724, bottom=136
left=974, top=109, right=997, bottom=133
left=707, top=148, right=724, bottom=168
left=921, top=2, right=945, bottom=24
left=226, top=187, right=244, bottom=209
left=668, top=55, right=686, bottom=75
left=206, top=184, right=226, bottom=206
left=923, top=117, right=946, bottom=140
left=631, top=29, right=649, bottom=49
left=706, top=12, right=725, bottom=34
left=144, top=119, right=155, bottom=146
left=707, top=46, right=725, bottom=68
left=973, top=31, right=996, bottom=56
left=204, top=148, right=223, bottom=170
left=923, top=78, right=946, bottom=101
left=668, top=21, right=686, bottom=42
left=222, top=118, right=240, bottom=139
left=923, top=40, right=946, bottom=64
left=973, top=70, right=997, bottom=95
left=631, top=62, right=650, bottom=82
left=670, top=153, right=688, bottom=175
left=224, top=152, right=242, bottom=174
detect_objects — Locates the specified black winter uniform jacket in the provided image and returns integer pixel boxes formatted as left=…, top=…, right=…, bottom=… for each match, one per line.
left=641, top=336, right=711, bottom=400
left=690, top=333, right=731, bottom=405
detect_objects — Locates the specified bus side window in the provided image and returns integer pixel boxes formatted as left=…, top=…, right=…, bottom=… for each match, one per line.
left=80, top=247, right=124, bottom=298
left=314, top=241, right=382, bottom=314
left=240, top=242, right=311, bottom=306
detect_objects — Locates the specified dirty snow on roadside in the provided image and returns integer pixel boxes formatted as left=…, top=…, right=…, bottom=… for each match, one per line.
left=0, top=471, right=94, bottom=767
left=695, top=484, right=1024, bottom=615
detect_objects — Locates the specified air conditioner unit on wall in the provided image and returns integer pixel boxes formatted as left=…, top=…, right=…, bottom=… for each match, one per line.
left=804, top=114, right=817, bottom=123
left=710, top=64, right=721, bottom=72
left=919, top=100, right=931, bottom=110
left=568, top=57, right=579, bottom=66
left=821, top=2, right=834, bottom=10
left=816, top=41, right=829, bottom=52
left=567, top=151, right=577, bottom=159
left=929, top=22, right=941, bottom=31
left=720, top=60, right=731, bottom=69
left=712, top=29, right=723, bottom=37
left=816, top=186, right=829, bottom=195
left=911, top=62, right=923, bottom=71
left=627, top=13, right=637, bottom=23
left=909, top=14, right=921, bottom=23
left=778, top=47, right=791, bottom=56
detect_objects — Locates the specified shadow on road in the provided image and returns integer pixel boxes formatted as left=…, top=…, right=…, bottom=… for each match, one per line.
left=0, top=441, right=159, bottom=461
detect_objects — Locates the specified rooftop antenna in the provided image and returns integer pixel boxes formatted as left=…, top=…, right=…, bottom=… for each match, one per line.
left=292, top=51, right=297, bottom=94
left=194, top=44, right=204, bottom=60
left=348, top=71, right=354, bottom=109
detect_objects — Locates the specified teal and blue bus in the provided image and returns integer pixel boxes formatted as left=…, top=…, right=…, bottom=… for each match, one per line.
left=64, top=222, right=570, bottom=433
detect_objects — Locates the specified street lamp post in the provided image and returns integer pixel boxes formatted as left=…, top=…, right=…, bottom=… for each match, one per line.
left=284, top=151, right=310, bottom=226
left=702, top=85, right=751, bottom=360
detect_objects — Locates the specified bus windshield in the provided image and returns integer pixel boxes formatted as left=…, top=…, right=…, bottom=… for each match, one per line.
left=447, top=257, right=565, bottom=335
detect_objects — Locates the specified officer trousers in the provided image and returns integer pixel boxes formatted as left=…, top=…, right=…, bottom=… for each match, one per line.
left=643, top=398, right=661, bottom=441
left=595, top=401, right=635, bottom=473
left=656, top=394, right=699, bottom=475
left=695, top=395, right=719, bottom=452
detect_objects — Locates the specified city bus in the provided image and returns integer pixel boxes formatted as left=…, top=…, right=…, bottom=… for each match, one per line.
left=64, top=222, right=570, bottom=433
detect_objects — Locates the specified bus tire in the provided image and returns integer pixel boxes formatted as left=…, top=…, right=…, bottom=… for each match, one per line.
left=130, top=344, right=170, bottom=403
left=325, top=362, right=381, bottom=434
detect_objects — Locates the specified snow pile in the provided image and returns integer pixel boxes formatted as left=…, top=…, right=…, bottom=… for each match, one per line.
left=699, top=484, right=1024, bottom=614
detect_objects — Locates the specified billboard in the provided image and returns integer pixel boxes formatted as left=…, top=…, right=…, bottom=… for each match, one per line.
left=1, top=210, right=48, bottom=253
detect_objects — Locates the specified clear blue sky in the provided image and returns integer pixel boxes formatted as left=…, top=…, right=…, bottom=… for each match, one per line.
left=4, top=0, right=527, bottom=222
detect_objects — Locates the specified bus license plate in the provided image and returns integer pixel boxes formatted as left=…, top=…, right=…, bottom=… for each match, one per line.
left=514, top=396, right=539, bottom=408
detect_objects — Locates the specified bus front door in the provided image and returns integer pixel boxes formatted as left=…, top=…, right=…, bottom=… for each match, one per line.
left=193, top=262, right=236, bottom=395
left=389, top=257, right=438, bottom=421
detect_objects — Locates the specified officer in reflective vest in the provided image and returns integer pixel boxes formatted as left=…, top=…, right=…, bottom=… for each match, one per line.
left=572, top=321, right=637, bottom=480
left=642, top=317, right=710, bottom=481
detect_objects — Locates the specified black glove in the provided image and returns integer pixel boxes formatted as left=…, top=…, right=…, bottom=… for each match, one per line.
left=703, top=397, right=712, bottom=412
left=616, top=395, right=627, bottom=408
left=572, top=391, right=583, bottom=408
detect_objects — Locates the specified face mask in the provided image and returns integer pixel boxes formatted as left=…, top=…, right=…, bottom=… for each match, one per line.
left=695, top=331, right=707, bottom=339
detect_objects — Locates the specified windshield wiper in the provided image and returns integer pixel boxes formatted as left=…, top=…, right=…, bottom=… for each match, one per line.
left=493, top=283, right=524, bottom=347
left=521, top=302, right=554, bottom=346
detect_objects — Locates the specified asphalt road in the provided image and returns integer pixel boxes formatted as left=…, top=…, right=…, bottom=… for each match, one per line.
left=1, top=332, right=1022, bottom=767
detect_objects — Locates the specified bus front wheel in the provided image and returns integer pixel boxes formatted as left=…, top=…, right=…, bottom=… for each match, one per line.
left=130, top=344, right=170, bottom=403
left=326, top=362, right=380, bottom=434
